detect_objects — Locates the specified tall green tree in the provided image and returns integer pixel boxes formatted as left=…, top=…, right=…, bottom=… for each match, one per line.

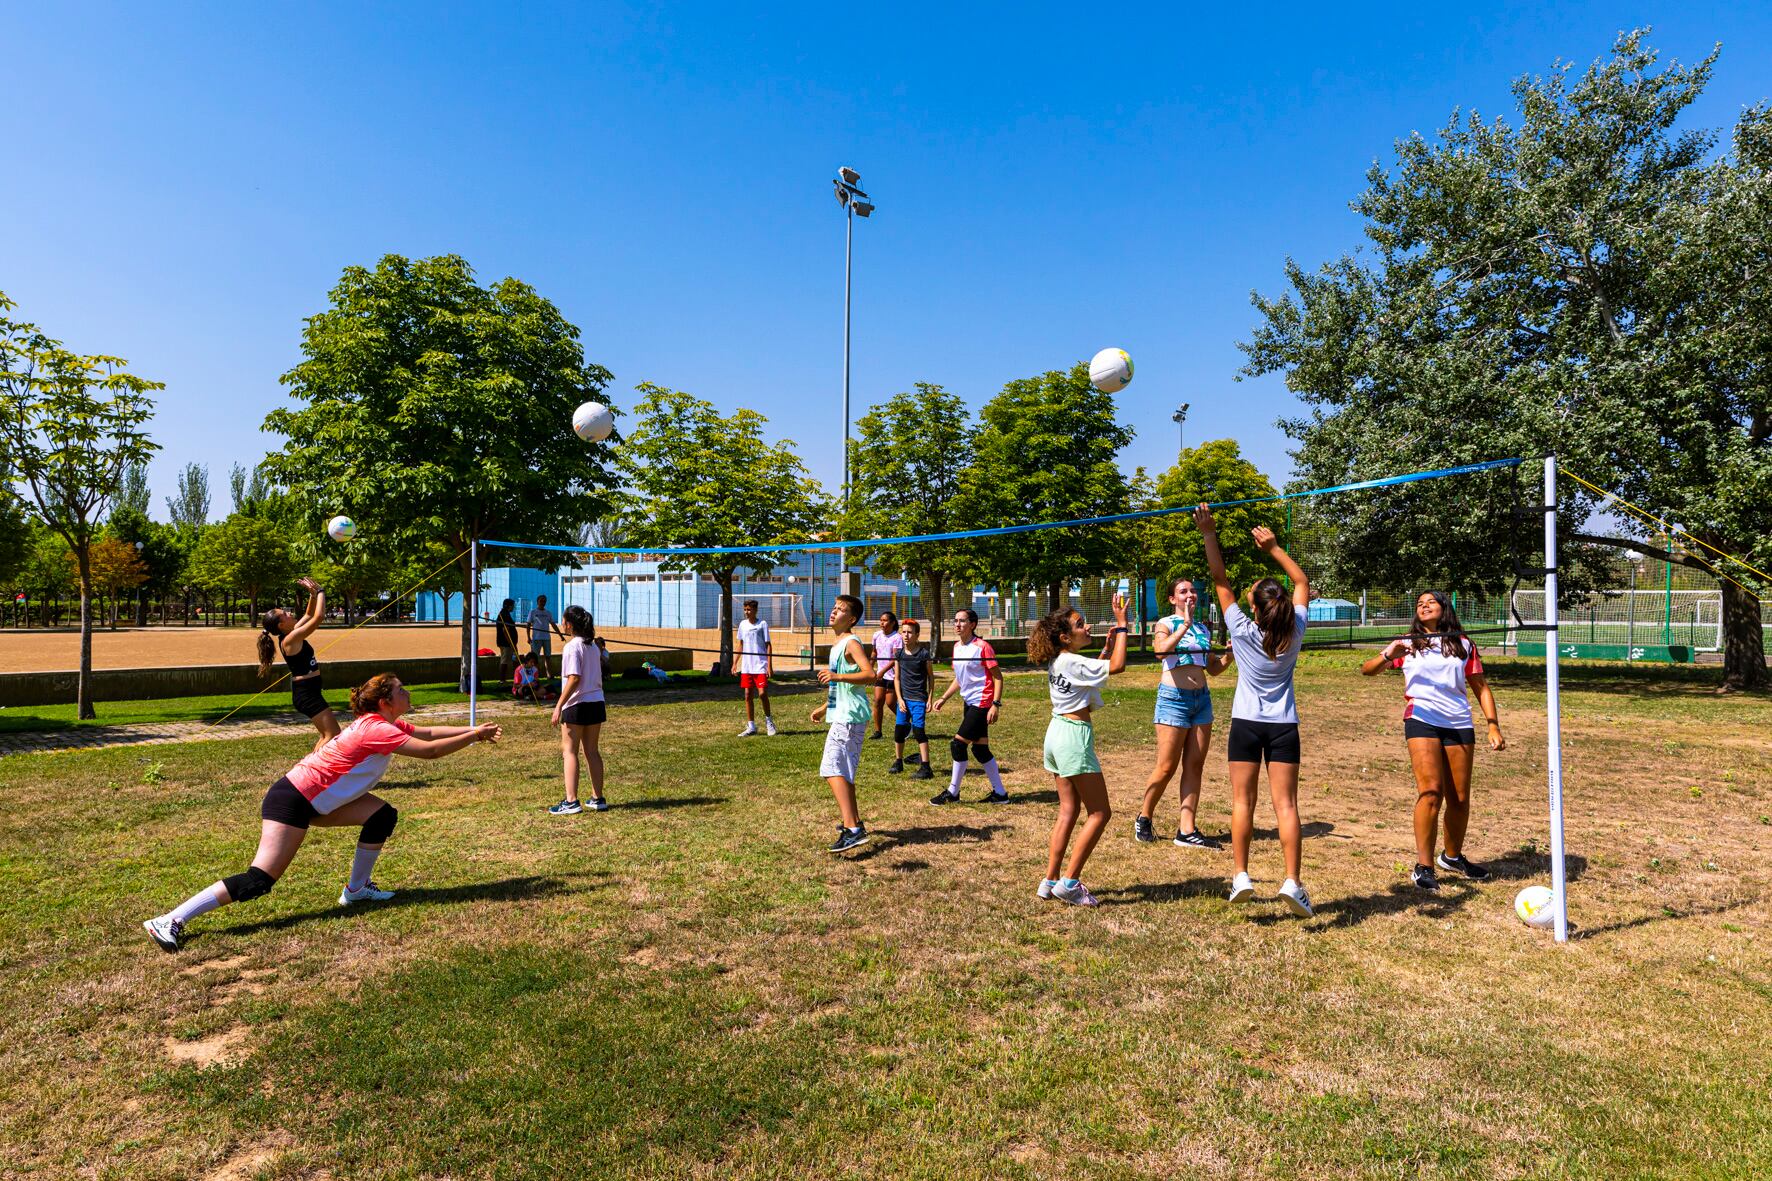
left=165, top=462, right=210, bottom=529
left=187, top=513, right=301, bottom=625
left=262, top=254, right=620, bottom=688
left=1145, top=440, right=1282, bottom=597
left=620, top=384, right=826, bottom=670
left=0, top=292, right=161, bottom=717
left=1240, top=32, right=1771, bottom=690
left=954, top=364, right=1135, bottom=613
left=106, top=506, right=184, bottom=624
left=116, top=459, right=151, bottom=516
left=0, top=438, right=29, bottom=591
left=843, top=382, right=975, bottom=650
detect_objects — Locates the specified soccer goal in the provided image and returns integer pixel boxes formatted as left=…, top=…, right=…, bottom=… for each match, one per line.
left=1508, top=588, right=1723, bottom=655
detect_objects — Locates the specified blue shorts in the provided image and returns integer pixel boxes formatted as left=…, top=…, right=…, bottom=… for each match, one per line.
left=1154, top=684, right=1213, bottom=728
left=895, top=701, right=927, bottom=729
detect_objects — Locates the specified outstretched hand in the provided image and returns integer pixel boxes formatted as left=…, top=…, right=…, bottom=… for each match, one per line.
left=1193, top=503, right=1216, bottom=533
left=1251, top=526, right=1278, bottom=552
left=476, top=724, right=502, bottom=743
left=1110, top=591, right=1130, bottom=627
left=297, top=577, right=320, bottom=594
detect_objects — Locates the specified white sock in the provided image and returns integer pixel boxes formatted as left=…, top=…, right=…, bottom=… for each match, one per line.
left=349, top=846, right=382, bottom=892
left=169, top=883, right=227, bottom=925
left=949, top=760, right=966, bottom=792
left=982, top=759, right=1005, bottom=794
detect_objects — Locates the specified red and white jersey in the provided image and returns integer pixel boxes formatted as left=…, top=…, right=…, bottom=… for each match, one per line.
left=951, top=638, right=999, bottom=708
left=285, top=713, right=416, bottom=814
left=1390, top=637, right=1483, bottom=729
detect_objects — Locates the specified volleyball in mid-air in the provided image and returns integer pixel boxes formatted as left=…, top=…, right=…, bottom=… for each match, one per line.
left=1089, top=348, right=1133, bottom=393
left=572, top=401, right=615, bottom=442
left=1514, top=885, right=1556, bottom=929
left=326, top=515, right=357, bottom=543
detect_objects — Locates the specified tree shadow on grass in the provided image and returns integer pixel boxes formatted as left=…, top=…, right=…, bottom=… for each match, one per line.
left=1480, top=843, right=1590, bottom=883
left=210, top=872, right=608, bottom=940
left=850, top=822, right=1011, bottom=861
left=1099, top=877, right=1226, bottom=906
left=1571, top=895, right=1758, bottom=940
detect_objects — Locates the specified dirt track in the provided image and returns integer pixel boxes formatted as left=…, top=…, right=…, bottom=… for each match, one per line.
left=0, top=625, right=465, bottom=673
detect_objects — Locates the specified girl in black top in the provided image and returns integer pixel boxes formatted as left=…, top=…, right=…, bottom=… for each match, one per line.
left=259, top=577, right=340, bottom=750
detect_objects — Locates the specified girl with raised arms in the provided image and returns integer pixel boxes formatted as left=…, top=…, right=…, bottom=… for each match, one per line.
left=257, top=576, right=339, bottom=750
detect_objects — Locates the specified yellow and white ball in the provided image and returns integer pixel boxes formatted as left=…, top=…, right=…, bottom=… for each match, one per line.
left=1514, top=885, right=1556, bottom=929
left=1089, top=348, right=1133, bottom=393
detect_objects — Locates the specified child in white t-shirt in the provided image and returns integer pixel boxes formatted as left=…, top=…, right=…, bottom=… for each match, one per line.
left=1025, top=592, right=1131, bottom=907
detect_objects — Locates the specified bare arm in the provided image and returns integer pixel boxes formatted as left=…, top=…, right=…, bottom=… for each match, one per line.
left=1152, top=618, right=1182, bottom=655
left=1103, top=592, right=1130, bottom=674
left=1252, top=526, right=1310, bottom=607
left=285, top=580, right=324, bottom=648
left=1362, top=639, right=1408, bottom=676
left=1470, top=674, right=1505, bottom=750
left=551, top=675, right=581, bottom=723
left=1195, top=504, right=1237, bottom=614
left=838, top=636, right=876, bottom=684
left=395, top=724, right=500, bottom=760
left=408, top=724, right=478, bottom=740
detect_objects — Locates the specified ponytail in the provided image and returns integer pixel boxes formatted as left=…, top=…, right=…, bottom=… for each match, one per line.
left=1249, top=578, right=1297, bottom=660
left=562, top=604, right=595, bottom=639
left=350, top=673, right=403, bottom=716
left=1027, top=608, right=1076, bottom=665
left=256, top=612, right=280, bottom=677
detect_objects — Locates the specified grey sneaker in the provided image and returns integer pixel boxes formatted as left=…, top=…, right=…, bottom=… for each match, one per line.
left=339, top=881, right=396, bottom=905
left=587, top=797, right=610, bottom=812
left=549, top=799, right=583, bottom=816
left=143, top=915, right=183, bottom=952
left=1133, top=815, right=1155, bottom=843
left=1037, top=879, right=1055, bottom=900
left=1051, top=880, right=1100, bottom=908
left=829, top=825, right=870, bottom=853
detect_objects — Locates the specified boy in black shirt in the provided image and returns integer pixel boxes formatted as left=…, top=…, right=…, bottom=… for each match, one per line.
left=888, top=619, right=938, bottom=780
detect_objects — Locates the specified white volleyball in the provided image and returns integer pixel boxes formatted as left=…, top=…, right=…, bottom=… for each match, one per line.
left=573, top=401, right=615, bottom=442
left=1514, top=885, right=1556, bottom=929
left=326, top=515, right=357, bottom=542
left=1089, top=347, right=1133, bottom=393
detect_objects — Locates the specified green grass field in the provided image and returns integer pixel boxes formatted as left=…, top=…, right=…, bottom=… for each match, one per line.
left=2, top=655, right=1769, bottom=1179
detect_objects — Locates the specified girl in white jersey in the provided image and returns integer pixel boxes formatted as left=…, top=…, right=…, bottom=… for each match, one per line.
left=1198, top=504, right=1315, bottom=918
left=143, top=674, right=500, bottom=952
left=1360, top=591, right=1505, bottom=893
left=1028, top=592, right=1130, bottom=907
left=931, top=608, right=1008, bottom=804
left=1136, top=576, right=1234, bottom=848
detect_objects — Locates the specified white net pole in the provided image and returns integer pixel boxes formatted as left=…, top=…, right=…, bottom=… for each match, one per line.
left=1544, top=457, right=1569, bottom=942
left=469, top=542, right=479, bottom=727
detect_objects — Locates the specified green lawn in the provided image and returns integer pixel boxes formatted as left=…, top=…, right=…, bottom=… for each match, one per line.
left=1, top=654, right=1768, bottom=1178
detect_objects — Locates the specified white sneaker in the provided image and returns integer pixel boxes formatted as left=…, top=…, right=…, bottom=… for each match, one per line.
left=1278, top=879, right=1314, bottom=917
left=739, top=722, right=758, bottom=737
left=339, top=881, right=396, bottom=905
left=764, top=718, right=777, bottom=736
left=1037, top=879, right=1055, bottom=900
left=143, top=915, right=183, bottom=952
left=1228, top=872, right=1256, bottom=903
left=1051, top=880, right=1100, bottom=907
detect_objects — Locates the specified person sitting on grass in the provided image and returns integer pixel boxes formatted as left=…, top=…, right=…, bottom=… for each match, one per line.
left=142, top=674, right=500, bottom=953
left=512, top=653, right=544, bottom=702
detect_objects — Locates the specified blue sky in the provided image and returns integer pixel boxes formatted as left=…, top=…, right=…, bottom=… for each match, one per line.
left=5, top=3, right=1769, bottom=521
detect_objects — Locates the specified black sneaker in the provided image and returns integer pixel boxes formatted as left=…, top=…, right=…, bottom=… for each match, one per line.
left=910, top=764, right=934, bottom=781
left=1411, top=864, right=1440, bottom=892
left=888, top=758, right=905, bottom=774
left=929, top=788, right=959, bottom=805
left=1436, top=852, right=1490, bottom=881
left=870, top=731, right=883, bottom=740
left=981, top=789, right=1009, bottom=804
left=1133, top=816, right=1155, bottom=843
left=1173, top=829, right=1223, bottom=850
left=829, top=825, right=870, bottom=853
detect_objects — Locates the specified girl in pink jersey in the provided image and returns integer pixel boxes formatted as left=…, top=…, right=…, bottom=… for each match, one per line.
left=143, top=674, right=500, bottom=952
left=1360, top=591, right=1505, bottom=893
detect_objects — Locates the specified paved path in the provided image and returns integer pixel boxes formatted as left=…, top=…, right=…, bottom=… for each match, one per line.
left=0, top=702, right=527, bottom=758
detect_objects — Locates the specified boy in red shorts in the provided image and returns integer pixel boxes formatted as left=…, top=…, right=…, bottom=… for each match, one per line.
left=736, top=599, right=777, bottom=736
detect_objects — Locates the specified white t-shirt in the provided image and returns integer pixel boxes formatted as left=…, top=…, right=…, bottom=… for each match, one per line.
left=1047, top=650, right=1109, bottom=716
left=873, top=629, right=903, bottom=681
left=1159, top=616, right=1214, bottom=671
left=527, top=607, right=556, bottom=642
left=1391, top=637, right=1483, bottom=729
left=737, top=618, right=772, bottom=675
left=1224, top=603, right=1309, bottom=723
left=951, top=638, right=1000, bottom=708
left=559, top=637, right=605, bottom=708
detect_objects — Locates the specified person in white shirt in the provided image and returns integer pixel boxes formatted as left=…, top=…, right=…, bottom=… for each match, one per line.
left=1360, top=591, right=1505, bottom=893
left=736, top=599, right=777, bottom=737
left=527, top=595, right=562, bottom=679
left=549, top=606, right=612, bottom=815
left=1025, top=592, right=1130, bottom=908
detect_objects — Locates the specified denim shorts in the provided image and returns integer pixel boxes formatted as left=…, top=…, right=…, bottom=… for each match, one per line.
left=1154, top=683, right=1213, bottom=728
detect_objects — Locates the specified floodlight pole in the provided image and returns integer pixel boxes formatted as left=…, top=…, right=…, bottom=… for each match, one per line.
left=468, top=542, right=479, bottom=726
left=1543, top=457, right=1569, bottom=942
left=841, top=200, right=853, bottom=573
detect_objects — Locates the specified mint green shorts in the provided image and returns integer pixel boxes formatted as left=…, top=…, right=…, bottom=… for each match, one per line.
left=1042, top=715, right=1100, bottom=777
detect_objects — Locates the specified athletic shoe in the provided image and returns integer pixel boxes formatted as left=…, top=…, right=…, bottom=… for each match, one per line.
left=1037, top=879, right=1055, bottom=900
left=1228, top=872, right=1256, bottom=903
left=829, top=825, right=870, bottom=854
left=910, top=764, right=934, bottom=781
left=1051, top=880, right=1100, bottom=908
left=339, top=881, right=396, bottom=905
left=764, top=718, right=777, bottom=737
left=1173, top=829, right=1223, bottom=850
left=588, top=797, right=610, bottom=812
left=982, top=789, right=1009, bottom=804
left=1411, top=864, right=1440, bottom=893
left=1133, top=816, right=1155, bottom=843
left=1278, top=879, right=1314, bottom=917
left=888, top=758, right=905, bottom=774
left=1436, top=853, right=1490, bottom=881
left=739, top=722, right=758, bottom=737
left=548, top=799, right=583, bottom=816
left=870, top=731, right=883, bottom=740
left=142, top=915, right=182, bottom=953
left=930, top=788, right=959, bottom=806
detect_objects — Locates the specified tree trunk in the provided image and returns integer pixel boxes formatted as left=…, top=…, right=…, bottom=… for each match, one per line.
left=76, top=547, right=95, bottom=720
left=926, top=570, right=945, bottom=656
left=1046, top=580, right=1064, bottom=616
left=137, top=590, right=149, bottom=627
left=717, top=571, right=735, bottom=674
left=1719, top=578, right=1768, bottom=692
left=458, top=555, right=476, bottom=693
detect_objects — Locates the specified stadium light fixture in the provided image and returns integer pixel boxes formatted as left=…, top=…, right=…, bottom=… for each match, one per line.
left=834, top=165, right=878, bottom=571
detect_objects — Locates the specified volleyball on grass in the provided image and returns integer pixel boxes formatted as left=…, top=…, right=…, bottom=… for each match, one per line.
left=1514, top=885, right=1556, bottom=929
left=326, top=515, right=357, bottom=543
left=572, top=401, right=615, bottom=442
left=1089, top=347, right=1133, bottom=393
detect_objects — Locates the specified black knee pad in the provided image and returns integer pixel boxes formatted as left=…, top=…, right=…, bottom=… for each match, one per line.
left=973, top=742, right=994, bottom=765
left=894, top=722, right=911, bottom=743
left=222, top=865, right=276, bottom=904
left=360, top=802, right=398, bottom=845
left=950, top=737, right=969, bottom=764
left=912, top=726, right=927, bottom=743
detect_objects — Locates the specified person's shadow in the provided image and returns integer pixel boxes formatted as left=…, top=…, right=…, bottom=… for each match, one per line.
left=210, top=872, right=606, bottom=940
left=850, top=822, right=1011, bottom=860
left=1100, top=877, right=1226, bottom=906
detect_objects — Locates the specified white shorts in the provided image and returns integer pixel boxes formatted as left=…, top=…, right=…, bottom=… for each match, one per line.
left=819, top=722, right=866, bottom=782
